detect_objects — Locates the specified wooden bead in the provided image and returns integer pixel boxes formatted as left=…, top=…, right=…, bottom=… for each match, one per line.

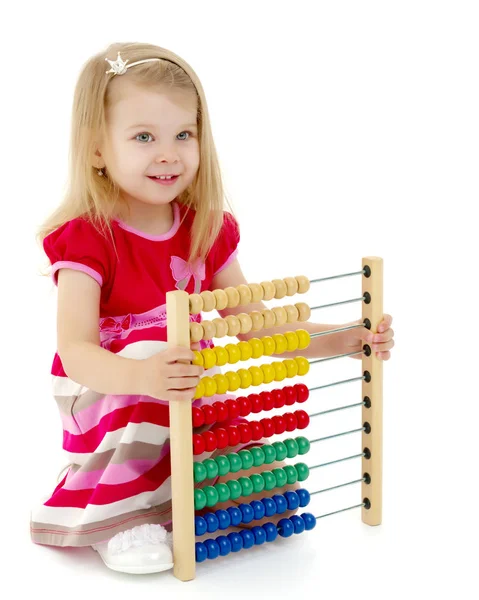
left=213, top=289, right=228, bottom=310
left=202, top=320, right=216, bottom=340
left=272, top=306, right=287, bottom=326
left=261, top=309, right=276, bottom=329
left=261, top=281, right=275, bottom=301
left=272, top=279, right=287, bottom=299
left=249, top=311, right=264, bottom=331
left=237, top=313, right=253, bottom=334
left=249, top=283, right=264, bottom=302
left=213, top=318, right=228, bottom=338
left=190, top=322, right=204, bottom=342
left=295, top=275, right=310, bottom=293
left=237, top=284, right=252, bottom=306
left=200, top=290, right=216, bottom=312
left=189, top=294, right=203, bottom=314
left=225, top=286, right=240, bottom=308
left=284, top=277, right=299, bottom=296
left=284, top=304, right=299, bottom=323
left=295, top=302, right=311, bottom=321
left=225, top=315, right=241, bottom=336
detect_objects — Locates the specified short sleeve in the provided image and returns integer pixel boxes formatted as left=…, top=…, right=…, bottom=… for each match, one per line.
left=210, top=211, right=241, bottom=277
left=43, top=218, right=112, bottom=287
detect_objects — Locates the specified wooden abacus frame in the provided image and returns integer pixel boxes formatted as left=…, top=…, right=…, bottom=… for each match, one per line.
left=166, top=256, right=383, bottom=581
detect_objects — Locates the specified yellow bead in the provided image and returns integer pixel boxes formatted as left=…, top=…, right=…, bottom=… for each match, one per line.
left=201, top=348, right=217, bottom=370
left=200, top=290, right=216, bottom=312
left=247, top=338, right=264, bottom=359
left=261, top=363, right=275, bottom=384
left=213, top=318, right=228, bottom=338
left=272, top=279, right=287, bottom=299
left=296, top=329, right=311, bottom=350
left=272, top=306, right=287, bottom=326
left=189, top=294, right=203, bottom=314
left=295, top=302, right=311, bottom=322
left=237, top=368, right=253, bottom=389
left=202, top=376, right=217, bottom=397
left=272, top=333, right=288, bottom=355
left=214, top=345, right=229, bottom=366
left=202, top=320, right=216, bottom=340
left=226, top=370, right=241, bottom=391
left=295, top=275, right=310, bottom=293
left=284, top=304, right=299, bottom=323
left=192, top=351, right=203, bottom=366
left=213, top=373, right=229, bottom=394
left=225, top=286, right=240, bottom=308
left=238, top=341, right=253, bottom=361
left=284, top=276, right=299, bottom=296
left=213, top=289, right=228, bottom=310
left=261, top=281, right=275, bottom=301
left=295, top=356, right=310, bottom=376
left=237, top=313, right=253, bottom=334
left=248, top=366, right=264, bottom=386
left=284, top=331, right=299, bottom=352
left=249, top=311, right=264, bottom=331
left=261, top=309, right=276, bottom=329
left=249, top=283, right=264, bottom=302
left=260, top=336, right=275, bottom=356
left=190, top=322, right=204, bottom=343
left=237, top=284, right=252, bottom=306
left=272, top=361, right=287, bottom=381
left=225, top=315, right=241, bottom=336
left=194, top=379, right=205, bottom=399
left=225, top=343, right=241, bottom=364
left=283, top=359, right=299, bottom=378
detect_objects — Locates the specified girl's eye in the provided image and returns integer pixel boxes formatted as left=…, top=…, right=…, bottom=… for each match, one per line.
left=135, top=131, right=193, bottom=143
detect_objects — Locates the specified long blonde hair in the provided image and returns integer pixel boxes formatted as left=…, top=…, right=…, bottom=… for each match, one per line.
left=37, top=41, right=236, bottom=267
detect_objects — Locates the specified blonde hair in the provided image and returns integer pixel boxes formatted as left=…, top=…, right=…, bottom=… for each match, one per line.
left=37, top=41, right=236, bottom=268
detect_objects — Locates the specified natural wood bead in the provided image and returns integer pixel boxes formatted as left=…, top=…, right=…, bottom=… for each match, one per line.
left=225, top=315, right=241, bottom=336
left=295, top=302, right=311, bottom=321
left=213, top=317, right=228, bottom=338
left=249, top=283, right=264, bottom=302
left=213, top=289, right=228, bottom=310
left=237, top=284, right=252, bottom=306
left=295, top=275, right=310, bottom=293
left=190, top=322, right=204, bottom=342
left=272, top=279, right=287, bottom=299
left=189, top=294, right=203, bottom=314
left=284, top=277, right=299, bottom=296
left=261, top=281, right=275, bottom=301
left=272, top=306, right=287, bottom=326
left=284, top=304, right=299, bottom=323
left=261, top=309, right=276, bottom=329
left=249, top=310, right=264, bottom=331
left=202, top=320, right=216, bottom=340
left=200, top=290, right=216, bottom=312
left=225, top=286, right=240, bottom=308
left=237, top=312, right=253, bottom=334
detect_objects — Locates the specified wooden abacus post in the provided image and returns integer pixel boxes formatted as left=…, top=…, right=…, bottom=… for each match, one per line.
left=166, top=290, right=196, bottom=581
left=361, top=256, right=383, bottom=525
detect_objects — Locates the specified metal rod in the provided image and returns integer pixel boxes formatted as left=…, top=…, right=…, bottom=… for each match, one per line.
left=310, top=269, right=366, bottom=284
left=310, top=477, right=367, bottom=496
left=309, top=350, right=363, bottom=364
left=309, top=375, right=366, bottom=392
left=315, top=503, right=365, bottom=520
left=309, top=427, right=365, bottom=443
left=309, top=452, right=365, bottom=469
left=310, top=323, right=365, bottom=338
left=310, top=296, right=366, bottom=310
left=309, top=401, right=366, bottom=417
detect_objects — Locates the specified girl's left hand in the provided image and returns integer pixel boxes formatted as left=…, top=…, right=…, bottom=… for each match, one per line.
left=343, top=314, right=395, bottom=361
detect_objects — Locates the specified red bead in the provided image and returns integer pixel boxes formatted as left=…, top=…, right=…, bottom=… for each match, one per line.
left=260, top=391, right=275, bottom=411
left=284, top=412, right=297, bottom=431
left=249, top=394, right=263, bottom=413
left=238, top=422, right=253, bottom=444
left=213, top=401, right=229, bottom=422
left=192, top=406, right=205, bottom=428
left=260, top=417, right=275, bottom=437
left=295, top=383, right=309, bottom=403
left=214, top=427, right=229, bottom=449
left=202, top=404, right=217, bottom=425
left=272, top=389, right=285, bottom=409
left=272, top=415, right=286, bottom=435
left=283, top=385, right=297, bottom=406
left=295, top=410, right=310, bottom=429
left=203, top=430, right=217, bottom=452
left=227, top=425, right=241, bottom=447
left=226, top=399, right=240, bottom=420
left=193, top=433, right=206, bottom=455
left=250, top=421, right=264, bottom=441
left=238, top=396, right=252, bottom=417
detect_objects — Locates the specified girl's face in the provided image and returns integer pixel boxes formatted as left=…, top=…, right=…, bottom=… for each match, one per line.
left=98, top=79, right=200, bottom=209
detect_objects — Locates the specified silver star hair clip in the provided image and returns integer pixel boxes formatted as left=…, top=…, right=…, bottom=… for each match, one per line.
left=105, top=51, right=161, bottom=76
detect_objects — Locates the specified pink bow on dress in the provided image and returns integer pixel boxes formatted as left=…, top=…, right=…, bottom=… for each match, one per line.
left=100, top=314, right=132, bottom=333
left=170, top=256, right=205, bottom=294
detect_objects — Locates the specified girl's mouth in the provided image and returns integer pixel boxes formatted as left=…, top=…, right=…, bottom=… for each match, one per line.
left=148, top=175, right=179, bottom=186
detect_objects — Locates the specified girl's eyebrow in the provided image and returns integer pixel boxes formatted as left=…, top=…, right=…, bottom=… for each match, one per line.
left=125, top=122, right=198, bottom=131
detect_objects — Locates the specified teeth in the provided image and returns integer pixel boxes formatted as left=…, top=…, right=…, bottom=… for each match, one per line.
left=155, top=175, right=175, bottom=180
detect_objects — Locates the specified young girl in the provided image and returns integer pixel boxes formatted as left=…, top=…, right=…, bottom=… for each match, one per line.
left=31, top=42, right=394, bottom=575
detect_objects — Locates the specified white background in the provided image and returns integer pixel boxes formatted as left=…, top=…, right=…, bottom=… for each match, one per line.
left=1, top=1, right=478, bottom=597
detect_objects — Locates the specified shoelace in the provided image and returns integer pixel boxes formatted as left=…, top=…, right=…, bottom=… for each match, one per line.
left=108, top=524, right=173, bottom=554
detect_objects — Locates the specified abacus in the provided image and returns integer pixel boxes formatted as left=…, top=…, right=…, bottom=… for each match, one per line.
left=166, top=256, right=383, bottom=581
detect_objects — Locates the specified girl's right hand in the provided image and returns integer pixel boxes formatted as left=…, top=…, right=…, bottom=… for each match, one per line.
left=139, top=346, right=205, bottom=401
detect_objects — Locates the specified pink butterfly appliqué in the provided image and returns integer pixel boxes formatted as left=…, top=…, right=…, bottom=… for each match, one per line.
left=170, top=256, right=205, bottom=294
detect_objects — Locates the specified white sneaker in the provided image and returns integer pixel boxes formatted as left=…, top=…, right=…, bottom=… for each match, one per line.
left=92, top=523, right=174, bottom=575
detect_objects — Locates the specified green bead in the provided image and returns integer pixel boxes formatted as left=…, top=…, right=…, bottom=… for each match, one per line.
left=250, top=473, right=265, bottom=493
left=194, top=488, right=207, bottom=510
left=272, top=467, right=287, bottom=488
left=239, top=476, right=253, bottom=496
left=272, top=441, right=287, bottom=461
left=204, top=485, right=219, bottom=507
left=261, top=471, right=276, bottom=491
left=283, top=438, right=299, bottom=458
left=283, top=465, right=298, bottom=484
left=193, top=462, right=207, bottom=483
left=239, top=449, right=254, bottom=470
left=203, top=458, right=219, bottom=479
left=296, top=436, right=311, bottom=455
left=250, top=446, right=265, bottom=467
left=262, top=444, right=277, bottom=464
left=295, top=462, right=310, bottom=482
left=215, top=482, right=231, bottom=502
left=227, top=453, right=242, bottom=473
left=226, top=479, right=242, bottom=500
left=215, top=455, right=230, bottom=477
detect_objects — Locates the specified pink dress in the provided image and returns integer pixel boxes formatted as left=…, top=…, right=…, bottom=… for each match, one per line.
left=30, top=201, right=248, bottom=547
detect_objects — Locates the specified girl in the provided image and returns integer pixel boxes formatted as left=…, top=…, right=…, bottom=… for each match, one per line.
left=31, top=42, right=395, bottom=575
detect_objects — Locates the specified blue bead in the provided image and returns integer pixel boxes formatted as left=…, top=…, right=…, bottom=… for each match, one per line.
left=290, top=514, right=305, bottom=534
left=262, top=522, right=278, bottom=542
left=239, top=529, right=255, bottom=549
left=205, top=512, right=220, bottom=533
left=195, top=516, right=207, bottom=536
left=301, top=512, right=317, bottom=531
left=216, top=535, right=231, bottom=556
left=251, top=500, right=266, bottom=521
left=195, top=542, right=208, bottom=562
left=204, top=538, right=220, bottom=559
left=239, top=503, right=254, bottom=524
left=278, top=518, right=294, bottom=538
left=273, top=494, right=288, bottom=514
left=296, top=488, right=310, bottom=507
left=284, top=490, right=300, bottom=510
left=227, top=532, right=244, bottom=552
left=216, top=509, right=231, bottom=530
left=261, top=497, right=276, bottom=517
left=251, top=525, right=266, bottom=545
left=227, top=506, right=242, bottom=526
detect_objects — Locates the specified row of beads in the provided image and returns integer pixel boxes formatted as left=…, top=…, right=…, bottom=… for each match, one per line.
left=193, top=437, right=311, bottom=483
left=192, top=330, right=311, bottom=369
left=194, top=463, right=310, bottom=510
left=189, top=276, right=311, bottom=314
left=192, top=410, right=310, bottom=455
left=190, top=303, right=311, bottom=342
left=195, top=489, right=311, bottom=535
left=192, top=384, right=310, bottom=428
left=195, top=514, right=317, bottom=561
left=194, top=357, right=310, bottom=399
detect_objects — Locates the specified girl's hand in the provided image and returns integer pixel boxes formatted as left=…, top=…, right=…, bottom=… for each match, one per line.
left=342, top=314, right=395, bottom=361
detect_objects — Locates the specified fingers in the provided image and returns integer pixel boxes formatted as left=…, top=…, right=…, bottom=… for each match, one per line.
left=163, top=346, right=196, bottom=364
left=167, top=377, right=202, bottom=390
